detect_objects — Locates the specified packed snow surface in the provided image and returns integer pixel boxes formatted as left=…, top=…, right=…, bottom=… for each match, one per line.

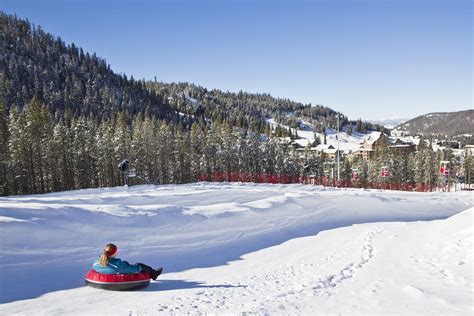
left=0, top=183, right=472, bottom=314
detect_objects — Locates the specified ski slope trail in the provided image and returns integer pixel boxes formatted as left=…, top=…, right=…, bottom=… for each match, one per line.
left=0, top=183, right=472, bottom=313
left=1, top=207, right=472, bottom=315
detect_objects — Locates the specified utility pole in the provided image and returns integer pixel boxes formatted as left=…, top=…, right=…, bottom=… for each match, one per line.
left=337, top=115, right=340, bottom=182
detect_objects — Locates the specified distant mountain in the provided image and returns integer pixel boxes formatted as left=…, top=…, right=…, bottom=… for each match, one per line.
left=368, top=118, right=409, bottom=130
left=393, top=110, right=473, bottom=137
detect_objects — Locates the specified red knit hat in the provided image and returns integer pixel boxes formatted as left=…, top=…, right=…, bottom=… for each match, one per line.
left=105, top=244, right=117, bottom=256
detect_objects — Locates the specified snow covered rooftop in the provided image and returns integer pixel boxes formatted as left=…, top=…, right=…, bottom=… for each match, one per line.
left=315, top=144, right=335, bottom=150
left=275, top=137, right=292, bottom=143
left=292, top=138, right=312, bottom=148
left=362, top=131, right=384, bottom=145
left=313, top=144, right=340, bottom=154
left=390, top=144, right=412, bottom=148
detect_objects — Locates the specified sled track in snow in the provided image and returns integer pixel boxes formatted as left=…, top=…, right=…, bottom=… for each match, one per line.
left=310, top=228, right=384, bottom=295
left=154, top=227, right=387, bottom=314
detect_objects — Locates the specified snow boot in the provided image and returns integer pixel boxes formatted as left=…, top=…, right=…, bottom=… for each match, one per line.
left=152, top=267, right=163, bottom=280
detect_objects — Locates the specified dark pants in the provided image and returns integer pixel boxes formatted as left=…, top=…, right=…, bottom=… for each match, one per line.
left=137, top=263, right=154, bottom=276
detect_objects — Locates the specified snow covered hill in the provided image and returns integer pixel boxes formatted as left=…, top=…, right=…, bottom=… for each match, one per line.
left=392, top=110, right=474, bottom=137
left=266, top=118, right=367, bottom=152
left=0, top=183, right=472, bottom=314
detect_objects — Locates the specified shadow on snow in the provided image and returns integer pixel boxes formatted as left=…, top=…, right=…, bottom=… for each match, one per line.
left=146, top=279, right=245, bottom=292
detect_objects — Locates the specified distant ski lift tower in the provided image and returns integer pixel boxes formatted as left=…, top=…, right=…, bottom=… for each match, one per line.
left=380, top=166, right=389, bottom=178
left=351, top=168, right=359, bottom=180
left=440, top=161, right=450, bottom=191
left=439, top=161, right=450, bottom=176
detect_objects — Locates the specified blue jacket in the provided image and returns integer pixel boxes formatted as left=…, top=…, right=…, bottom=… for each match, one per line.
left=93, top=257, right=142, bottom=274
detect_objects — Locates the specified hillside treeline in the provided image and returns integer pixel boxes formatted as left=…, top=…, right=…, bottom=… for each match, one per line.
left=1, top=96, right=472, bottom=196
left=0, top=97, right=307, bottom=195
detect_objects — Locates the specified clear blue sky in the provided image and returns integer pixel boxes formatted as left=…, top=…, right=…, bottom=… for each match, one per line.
left=1, top=0, right=472, bottom=120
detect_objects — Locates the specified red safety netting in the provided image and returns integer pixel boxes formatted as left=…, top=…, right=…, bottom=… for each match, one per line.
left=198, top=173, right=444, bottom=192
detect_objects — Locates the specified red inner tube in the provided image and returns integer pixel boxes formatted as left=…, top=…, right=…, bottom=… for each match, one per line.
left=85, top=269, right=150, bottom=283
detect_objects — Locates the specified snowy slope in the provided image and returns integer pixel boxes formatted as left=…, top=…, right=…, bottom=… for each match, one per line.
left=0, top=183, right=472, bottom=314
left=266, top=118, right=367, bottom=152
left=322, top=127, right=367, bottom=152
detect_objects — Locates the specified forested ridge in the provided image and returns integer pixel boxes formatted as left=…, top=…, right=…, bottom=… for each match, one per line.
left=0, top=12, right=332, bottom=195
left=1, top=12, right=175, bottom=121
left=394, top=110, right=474, bottom=139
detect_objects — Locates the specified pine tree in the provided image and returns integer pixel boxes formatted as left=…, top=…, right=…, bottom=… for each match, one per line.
left=95, top=118, right=117, bottom=187
left=358, top=160, right=369, bottom=188
left=356, top=119, right=363, bottom=133
left=72, top=117, right=92, bottom=189
left=114, top=112, right=131, bottom=162
left=285, top=147, right=299, bottom=179
left=174, top=127, right=189, bottom=183
left=157, top=122, right=174, bottom=184
left=189, top=122, right=204, bottom=181
left=148, top=117, right=161, bottom=183
left=24, top=97, right=53, bottom=193
left=463, top=148, right=473, bottom=186
left=86, top=119, right=99, bottom=187
left=130, top=113, right=145, bottom=184
left=243, top=130, right=260, bottom=177
left=0, top=91, right=9, bottom=195
left=218, top=123, right=234, bottom=178
left=422, top=142, right=437, bottom=191
left=370, top=138, right=390, bottom=185
left=389, top=150, right=402, bottom=187
left=48, top=121, right=70, bottom=191
left=8, top=107, right=29, bottom=194
left=304, top=143, right=313, bottom=173
left=341, top=157, right=352, bottom=182
left=260, top=137, right=276, bottom=175
left=406, top=152, right=416, bottom=187
left=346, top=123, right=353, bottom=136
left=318, top=152, right=327, bottom=178
left=231, top=126, right=245, bottom=176
left=414, top=140, right=426, bottom=187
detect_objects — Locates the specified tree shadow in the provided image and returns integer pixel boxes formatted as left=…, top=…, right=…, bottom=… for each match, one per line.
left=145, top=279, right=246, bottom=292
